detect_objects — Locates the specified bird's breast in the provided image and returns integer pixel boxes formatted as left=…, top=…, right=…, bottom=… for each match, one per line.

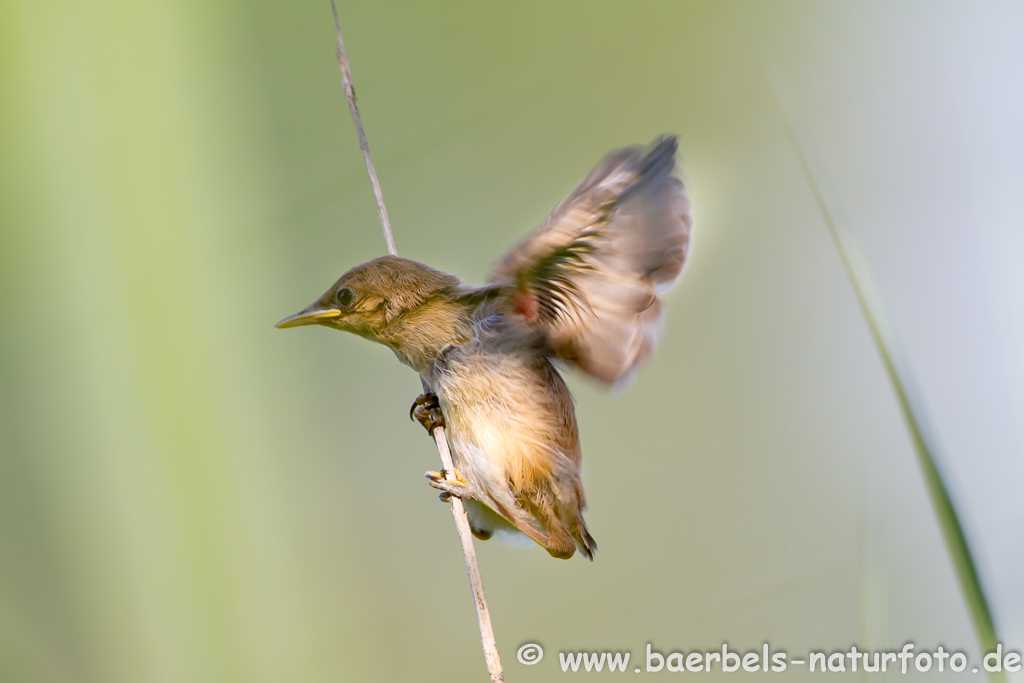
left=429, top=341, right=578, bottom=494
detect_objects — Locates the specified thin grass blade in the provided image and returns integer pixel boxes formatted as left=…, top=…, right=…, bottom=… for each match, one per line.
left=769, top=67, right=1004, bottom=681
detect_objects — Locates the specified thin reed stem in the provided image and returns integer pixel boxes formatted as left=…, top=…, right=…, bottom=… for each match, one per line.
left=329, top=1, right=396, bottom=257
left=327, top=4, right=503, bottom=680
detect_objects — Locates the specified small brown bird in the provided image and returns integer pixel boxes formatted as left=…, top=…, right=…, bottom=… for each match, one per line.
left=277, top=136, right=693, bottom=560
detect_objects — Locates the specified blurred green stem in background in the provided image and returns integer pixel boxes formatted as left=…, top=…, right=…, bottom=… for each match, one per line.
left=770, top=68, right=1005, bottom=683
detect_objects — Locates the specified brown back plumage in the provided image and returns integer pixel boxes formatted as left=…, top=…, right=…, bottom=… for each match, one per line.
left=489, top=136, right=694, bottom=385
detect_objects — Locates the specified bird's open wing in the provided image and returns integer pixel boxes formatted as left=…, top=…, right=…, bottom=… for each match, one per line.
left=489, top=136, right=693, bottom=385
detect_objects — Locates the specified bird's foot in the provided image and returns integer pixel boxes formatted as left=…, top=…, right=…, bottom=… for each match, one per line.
left=425, top=468, right=477, bottom=502
left=410, top=393, right=445, bottom=434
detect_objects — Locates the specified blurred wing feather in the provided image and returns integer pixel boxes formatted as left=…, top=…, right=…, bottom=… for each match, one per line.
left=490, top=136, right=693, bottom=385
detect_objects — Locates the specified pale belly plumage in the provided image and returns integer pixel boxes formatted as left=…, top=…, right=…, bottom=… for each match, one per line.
left=423, top=330, right=595, bottom=559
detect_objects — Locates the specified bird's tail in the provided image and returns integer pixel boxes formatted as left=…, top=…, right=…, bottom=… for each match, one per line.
left=572, top=521, right=598, bottom=562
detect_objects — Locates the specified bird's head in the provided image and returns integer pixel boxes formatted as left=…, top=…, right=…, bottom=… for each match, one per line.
left=275, top=255, right=462, bottom=342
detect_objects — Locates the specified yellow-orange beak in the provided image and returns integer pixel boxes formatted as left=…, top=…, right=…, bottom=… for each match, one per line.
left=275, top=306, right=342, bottom=329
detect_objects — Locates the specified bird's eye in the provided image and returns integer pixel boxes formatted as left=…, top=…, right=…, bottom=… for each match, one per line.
left=336, top=288, right=354, bottom=308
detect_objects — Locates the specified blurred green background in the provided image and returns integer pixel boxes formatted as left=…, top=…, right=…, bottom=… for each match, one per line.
left=1, top=1, right=1021, bottom=680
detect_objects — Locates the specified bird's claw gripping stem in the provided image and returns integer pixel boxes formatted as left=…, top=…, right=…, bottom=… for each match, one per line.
left=425, top=468, right=478, bottom=502
left=410, top=392, right=445, bottom=434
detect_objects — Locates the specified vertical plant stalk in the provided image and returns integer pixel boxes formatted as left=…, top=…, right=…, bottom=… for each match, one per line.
left=432, top=425, right=505, bottom=681
left=328, top=4, right=504, bottom=681
left=769, top=68, right=1004, bottom=680
left=330, top=1, right=396, bottom=257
